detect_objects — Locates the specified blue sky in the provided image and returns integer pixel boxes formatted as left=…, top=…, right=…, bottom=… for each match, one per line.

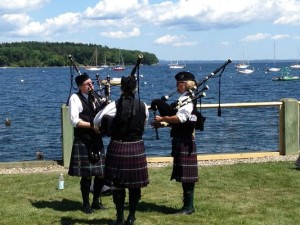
left=1, top=0, right=300, bottom=61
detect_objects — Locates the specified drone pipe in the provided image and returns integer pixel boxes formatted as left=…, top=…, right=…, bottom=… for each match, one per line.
left=68, top=55, right=81, bottom=75
left=159, top=59, right=231, bottom=102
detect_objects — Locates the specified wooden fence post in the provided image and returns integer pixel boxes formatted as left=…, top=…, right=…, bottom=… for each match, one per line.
left=61, top=104, right=73, bottom=168
left=279, top=98, right=299, bottom=155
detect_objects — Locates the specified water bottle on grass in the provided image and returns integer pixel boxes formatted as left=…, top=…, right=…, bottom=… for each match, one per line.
left=58, top=173, right=64, bottom=190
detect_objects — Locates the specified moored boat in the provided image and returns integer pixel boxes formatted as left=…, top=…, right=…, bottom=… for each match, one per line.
left=272, top=76, right=299, bottom=81
left=169, top=47, right=185, bottom=69
left=113, top=49, right=125, bottom=71
left=101, top=77, right=121, bottom=85
left=267, top=67, right=280, bottom=72
left=290, top=48, right=300, bottom=69
left=290, top=64, right=300, bottom=69
left=235, top=63, right=249, bottom=69
left=272, top=67, right=299, bottom=81
left=237, top=68, right=254, bottom=74
left=112, top=65, right=125, bottom=71
left=169, top=63, right=185, bottom=69
left=267, top=42, right=280, bottom=72
left=85, top=47, right=103, bottom=71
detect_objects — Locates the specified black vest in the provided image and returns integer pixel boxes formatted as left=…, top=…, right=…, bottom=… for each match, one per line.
left=171, top=121, right=195, bottom=139
left=111, top=95, right=146, bottom=142
left=171, top=102, right=196, bottom=139
left=74, top=91, right=103, bottom=140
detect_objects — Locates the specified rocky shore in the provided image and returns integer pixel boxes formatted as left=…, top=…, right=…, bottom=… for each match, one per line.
left=0, top=154, right=298, bottom=175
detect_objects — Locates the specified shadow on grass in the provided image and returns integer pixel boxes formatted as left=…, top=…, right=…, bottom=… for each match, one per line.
left=61, top=217, right=113, bottom=225
left=138, top=201, right=178, bottom=214
left=31, top=199, right=116, bottom=225
left=31, top=198, right=81, bottom=212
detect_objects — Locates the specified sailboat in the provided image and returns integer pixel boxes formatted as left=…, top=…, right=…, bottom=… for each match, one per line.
left=235, top=63, right=249, bottom=69
left=85, top=47, right=103, bottom=71
left=290, top=48, right=300, bottom=69
left=169, top=48, right=185, bottom=69
left=235, top=47, right=249, bottom=69
left=169, top=62, right=185, bottom=69
left=267, top=42, right=280, bottom=72
left=113, top=49, right=125, bottom=71
left=100, top=54, right=109, bottom=68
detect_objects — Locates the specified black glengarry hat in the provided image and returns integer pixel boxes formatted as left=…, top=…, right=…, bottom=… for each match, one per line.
left=75, top=73, right=90, bottom=86
left=121, top=76, right=137, bottom=92
left=175, top=71, right=195, bottom=82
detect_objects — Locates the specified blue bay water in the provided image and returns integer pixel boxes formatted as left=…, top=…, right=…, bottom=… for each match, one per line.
left=0, top=61, right=299, bottom=162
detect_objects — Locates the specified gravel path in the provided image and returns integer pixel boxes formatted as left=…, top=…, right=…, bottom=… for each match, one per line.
left=0, top=154, right=299, bottom=174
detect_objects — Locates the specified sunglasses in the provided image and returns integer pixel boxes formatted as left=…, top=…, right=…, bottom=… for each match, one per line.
left=176, top=81, right=186, bottom=85
left=81, top=81, right=94, bottom=86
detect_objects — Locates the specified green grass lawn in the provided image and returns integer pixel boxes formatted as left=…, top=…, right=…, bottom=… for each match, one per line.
left=1, top=161, right=300, bottom=225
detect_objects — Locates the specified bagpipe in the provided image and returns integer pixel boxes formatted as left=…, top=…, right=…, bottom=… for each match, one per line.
left=67, top=54, right=112, bottom=106
left=95, top=54, right=144, bottom=137
left=67, top=55, right=108, bottom=163
left=151, top=59, right=232, bottom=139
left=130, top=53, right=143, bottom=95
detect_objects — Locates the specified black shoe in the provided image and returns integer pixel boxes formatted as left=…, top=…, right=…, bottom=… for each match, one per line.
left=91, top=201, right=107, bottom=210
left=125, top=217, right=135, bottom=225
left=82, top=204, right=94, bottom=214
left=110, top=220, right=124, bottom=225
left=173, top=208, right=195, bottom=215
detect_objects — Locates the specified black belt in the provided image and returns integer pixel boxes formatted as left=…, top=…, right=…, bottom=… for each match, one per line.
left=112, top=137, right=142, bottom=142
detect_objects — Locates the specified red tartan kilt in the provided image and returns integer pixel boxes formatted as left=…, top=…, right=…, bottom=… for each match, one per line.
left=171, top=138, right=198, bottom=183
left=105, top=140, right=149, bottom=188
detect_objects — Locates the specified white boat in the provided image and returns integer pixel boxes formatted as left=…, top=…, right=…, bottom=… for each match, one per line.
left=290, top=64, right=300, bottom=69
left=235, top=47, right=250, bottom=69
left=86, top=67, right=103, bottom=71
left=101, top=77, right=121, bottom=86
left=238, top=68, right=254, bottom=74
left=235, top=63, right=249, bottom=69
left=169, top=48, right=185, bottom=69
left=85, top=47, right=103, bottom=71
left=267, top=42, right=280, bottom=72
left=113, top=49, right=125, bottom=71
left=169, top=63, right=185, bottom=69
left=100, top=54, right=109, bottom=68
left=267, top=67, right=280, bottom=72
left=290, top=47, right=300, bottom=69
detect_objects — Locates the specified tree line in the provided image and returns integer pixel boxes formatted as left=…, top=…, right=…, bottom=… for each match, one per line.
left=0, top=41, right=159, bottom=67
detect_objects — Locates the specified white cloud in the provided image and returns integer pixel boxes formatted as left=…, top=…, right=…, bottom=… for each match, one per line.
left=274, top=15, right=300, bottom=25
left=0, top=13, right=31, bottom=31
left=153, top=34, right=196, bottom=47
left=13, top=12, right=81, bottom=37
left=241, top=33, right=271, bottom=42
left=154, top=34, right=185, bottom=45
left=221, top=41, right=232, bottom=46
left=239, top=33, right=289, bottom=45
left=100, top=27, right=141, bottom=39
left=1, top=0, right=300, bottom=46
left=84, top=0, right=140, bottom=19
left=174, top=41, right=197, bottom=47
left=148, top=0, right=280, bottom=30
left=271, top=34, right=290, bottom=40
left=273, top=0, right=300, bottom=25
left=0, top=0, right=50, bottom=13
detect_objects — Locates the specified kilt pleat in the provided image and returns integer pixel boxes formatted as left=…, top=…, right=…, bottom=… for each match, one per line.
left=68, top=140, right=105, bottom=177
left=105, top=140, right=149, bottom=188
left=171, top=138, right=198, bottom=183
